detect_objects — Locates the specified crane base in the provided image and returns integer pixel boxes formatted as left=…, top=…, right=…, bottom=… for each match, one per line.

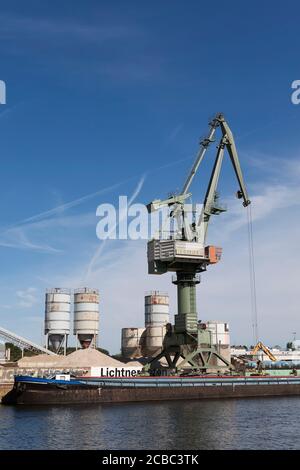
left=143, top=343, right=232, bottom=375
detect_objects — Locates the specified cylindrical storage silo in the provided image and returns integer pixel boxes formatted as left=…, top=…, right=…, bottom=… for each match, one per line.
left=206, top=321, right=231, bottom=365
left=144, top=291, right=169, bottom=327
left=144, top=325, right=167, bottom=357
left=121, top=328, right=146, bottom=359
left=144, top=291, right=169, bottom=357
left=45, top=288, right=71, bottom=353
left=73, top=288, right=99, bottom=349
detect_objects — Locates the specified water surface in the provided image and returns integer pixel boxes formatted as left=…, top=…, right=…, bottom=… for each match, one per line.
left=0, top=397, right=299, bottom=450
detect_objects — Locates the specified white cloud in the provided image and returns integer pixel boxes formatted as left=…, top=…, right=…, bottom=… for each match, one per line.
left=218, top=183, right=300, bottom=239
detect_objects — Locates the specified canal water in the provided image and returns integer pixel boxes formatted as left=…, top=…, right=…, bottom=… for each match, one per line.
left=0, top=397, right=299, bottom=450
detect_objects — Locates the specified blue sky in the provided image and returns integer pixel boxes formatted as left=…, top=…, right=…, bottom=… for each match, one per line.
left=0, top=1, right=300, bottom=353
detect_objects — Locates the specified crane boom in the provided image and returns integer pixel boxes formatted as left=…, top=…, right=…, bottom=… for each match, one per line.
left=196, top=136, right=227, bottom=244
left=195, top=116, right=251, bottom=244
left=147, top=114, right=250, bottom=243
left=147, top=116, right=220, bottom=217
left=181, top=116, right=220, bottom=195
left=219, top=116, right=250, bottom=207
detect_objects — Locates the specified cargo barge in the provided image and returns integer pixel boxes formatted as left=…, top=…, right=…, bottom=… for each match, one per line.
left=3, top=374, right=300, bottom=405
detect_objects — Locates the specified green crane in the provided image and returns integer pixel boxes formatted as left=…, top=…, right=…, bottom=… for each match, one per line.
left=145, top=113, right=250, bottom=374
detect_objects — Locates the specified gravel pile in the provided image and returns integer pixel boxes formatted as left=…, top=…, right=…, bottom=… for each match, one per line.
left=18, top=354, right=64, bottom=368
left=60, top=348, right=126, bottom=368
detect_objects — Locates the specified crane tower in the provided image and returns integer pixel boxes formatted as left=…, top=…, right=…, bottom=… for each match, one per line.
left=145, top=113, right=250, bottom=373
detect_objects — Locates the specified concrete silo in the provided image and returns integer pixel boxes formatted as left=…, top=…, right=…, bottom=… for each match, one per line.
left=73, top=288, right=99, bottom=349
left=121, top=328, right=146, bottom=359
left=44, top=288, right=71, bottom=354
left=144, top=291, right=169, bottom=357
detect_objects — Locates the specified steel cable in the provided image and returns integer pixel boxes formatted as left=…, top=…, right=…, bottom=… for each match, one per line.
left=247, top=204, right=259, bottom=345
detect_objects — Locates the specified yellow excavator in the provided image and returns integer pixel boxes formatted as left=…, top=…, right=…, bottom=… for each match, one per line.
left=251, top=341, right=277, bottom=361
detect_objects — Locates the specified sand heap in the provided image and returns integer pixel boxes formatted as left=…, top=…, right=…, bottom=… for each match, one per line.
left=18, top=349, right=136, bottom=370
left=59, top=348, right=126, bottom=369
left=18, top=354, right=65, bottom=368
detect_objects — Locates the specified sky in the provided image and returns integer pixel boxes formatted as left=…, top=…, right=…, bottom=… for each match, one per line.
left=0, top=1, right=300, bottom=353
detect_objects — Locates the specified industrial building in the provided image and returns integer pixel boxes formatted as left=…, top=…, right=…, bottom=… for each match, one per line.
left=206, top=321, right=231, bottom=365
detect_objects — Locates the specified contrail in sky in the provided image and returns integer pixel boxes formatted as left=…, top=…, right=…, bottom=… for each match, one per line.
left=84, top=174, right=146, bottom=281
left=1, top=153, right=194, bottom=236
left=0, top=178, right=134, bottom=234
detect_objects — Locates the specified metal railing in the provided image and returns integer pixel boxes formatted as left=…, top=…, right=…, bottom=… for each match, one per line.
left=74, top=287, right=99, bottom=295
left=78, top=375, right=300, bottom=389
left=145, top=291, right=169, bottom=297
left=46, top=288, right=71, bottom=294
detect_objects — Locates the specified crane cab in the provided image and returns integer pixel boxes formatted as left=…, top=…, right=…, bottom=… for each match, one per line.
left=147, top=239, right=222, bottom=275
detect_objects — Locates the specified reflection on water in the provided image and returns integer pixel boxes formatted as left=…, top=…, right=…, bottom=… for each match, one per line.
left=0, top=397, right=299, bottom=450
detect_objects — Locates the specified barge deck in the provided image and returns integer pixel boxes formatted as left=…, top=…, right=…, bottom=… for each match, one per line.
left=3, top=375, right=300, bottom=405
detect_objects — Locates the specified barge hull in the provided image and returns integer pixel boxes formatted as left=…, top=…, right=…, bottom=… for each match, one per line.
left=4, top=382, right=300, bottom=405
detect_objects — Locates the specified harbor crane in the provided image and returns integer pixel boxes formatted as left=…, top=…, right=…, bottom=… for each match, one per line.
left=145, top=113, right=250, bottom=373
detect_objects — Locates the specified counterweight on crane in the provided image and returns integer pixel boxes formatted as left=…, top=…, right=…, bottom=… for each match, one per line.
left=145, top=113, right=250, bottom=373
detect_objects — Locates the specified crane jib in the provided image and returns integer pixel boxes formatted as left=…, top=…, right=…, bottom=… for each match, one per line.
left=147, top=112, right=251, bottom=247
